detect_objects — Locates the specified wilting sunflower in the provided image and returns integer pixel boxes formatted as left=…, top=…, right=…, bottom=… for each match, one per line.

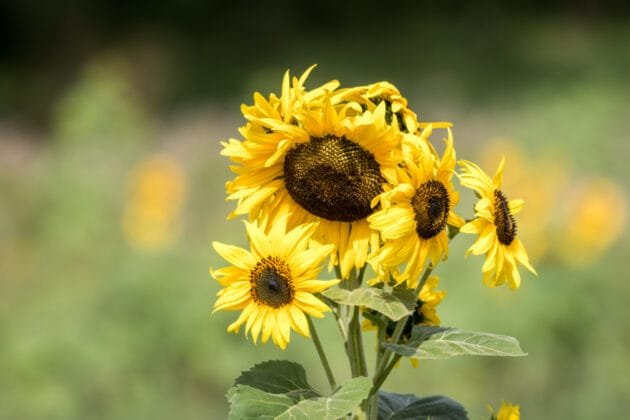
left=122, top=155, right=186, bottom=251
left=223, top=68, right=403, bottom=278
left=211, top=217, right=339, bottom=349
left=367, top=127, right=464, bottom=286
left=489, top=401, right=520, bottom=420
left=335, top=82, right=452, bottom=135
left=458, top=158, right=537, bottom=289
left=333, top=82, right=420, bottom=134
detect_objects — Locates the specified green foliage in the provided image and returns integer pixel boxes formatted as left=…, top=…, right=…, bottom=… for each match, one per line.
left=377, top=391, right=468, bottom=420
left=227, top=386, right=296, bottom=420
left=275, top=377, right=372, bottom=420
left=227, top=360, right=371, bottom=419
left=234, top=360, right=320, bottom=400
left=384, top=326, right=527, bottom=360
left=322, top=287, right=416, bottom=321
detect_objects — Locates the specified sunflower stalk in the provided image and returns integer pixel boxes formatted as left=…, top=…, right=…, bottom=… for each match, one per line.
left=372, top=263, right=436, bottom=393
left=306, top=314, right=337, bottom=392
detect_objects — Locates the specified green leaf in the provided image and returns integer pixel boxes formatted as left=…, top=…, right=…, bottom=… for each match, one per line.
left=377, top=391, right=469, bottom=420
left=322, top=287, right=416, bottom=321
left=227, top=385, right=296, bottom=420
left=384, top=327, right=527, bottom=360
left=234, top=360, right=320, bottom=400
left=275, top=377, right=372, bottom=420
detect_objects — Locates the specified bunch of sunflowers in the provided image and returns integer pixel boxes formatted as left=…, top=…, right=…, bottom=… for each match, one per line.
left=212, top=66, right=533, bottom=419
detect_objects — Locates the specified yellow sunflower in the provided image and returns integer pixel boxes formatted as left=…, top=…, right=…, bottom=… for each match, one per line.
left=367, top=127, right=464, bottom=286
left=223, top=68, right=403, bottom=278
left=489, top=401, right=520, bottom=420
left=211, top=217, right=339, bottom=349
left=458, top=158, right=537, bottom=289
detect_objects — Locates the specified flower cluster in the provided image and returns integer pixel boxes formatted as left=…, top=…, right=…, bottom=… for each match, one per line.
left=212, top=66, right=536, bottom=349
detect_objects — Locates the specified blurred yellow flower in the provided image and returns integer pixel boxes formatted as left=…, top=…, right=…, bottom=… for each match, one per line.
left=480, top=139, right=626, bottom=267
left=122, top=155, right=186, bottom=251
left=459, top=158, right=536, bottom=289
left=558, top=177, right=626, bottom=266
left=489, top=401, right=520, bottom=420
left=211, top=217, right=338, bottom=349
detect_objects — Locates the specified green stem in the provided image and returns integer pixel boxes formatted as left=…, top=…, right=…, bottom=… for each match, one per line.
left=372, top=263, right=435, bottom=391
left=344, top=269, right=362, bottom=378
left=307, top=315, right=337, bottom=392
left=370, top=355, right=401, bottom=395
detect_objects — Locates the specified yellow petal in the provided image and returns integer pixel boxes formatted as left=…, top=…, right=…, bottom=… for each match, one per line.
left=294, top=278, right=340, bottom=293
left=492, top=156, right=506, bottom=189
left=294, top=292, right=330, bottom=317
left=213, top=242, right=256, bottom=270
left=509, top=199, right=524, bottom=215
left=289, top=305, right=310, bottom=337
left=244, top=220, right=271, bottom=259
left=277, top=308, right=292, bottom=345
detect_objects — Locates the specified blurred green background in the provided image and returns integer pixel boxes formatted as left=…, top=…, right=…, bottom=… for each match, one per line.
left=1, top=2, right=629, bottom=419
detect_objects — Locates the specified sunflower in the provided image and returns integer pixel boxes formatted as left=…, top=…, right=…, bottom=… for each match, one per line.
left=458, top=158, right=537, bottom=289
left=211, top=217, right=339, bottom=349
left=489, top=401, right=520, bottom=420
left=367, top=127, right=464, bottom=286
left=223, top=68, right=403, bottom=278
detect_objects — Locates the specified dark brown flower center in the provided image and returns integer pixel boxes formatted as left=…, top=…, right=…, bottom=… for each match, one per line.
left=250, top=256, right=294, bottom=308
left=494, top=189, right=517, bottom=245
left=411, top=180, right=450, bottom=239
left=283, top=135, right=384, bottom=222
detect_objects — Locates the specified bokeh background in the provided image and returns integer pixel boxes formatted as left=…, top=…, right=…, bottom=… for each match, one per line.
left=1, top=2, right=629, bottom=419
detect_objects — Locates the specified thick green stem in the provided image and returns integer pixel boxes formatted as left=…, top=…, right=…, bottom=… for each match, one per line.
left=307, top=315, right=337, bottom=392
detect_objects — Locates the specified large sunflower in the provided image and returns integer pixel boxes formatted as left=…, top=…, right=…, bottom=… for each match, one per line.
left=367, top=127, right=464, bottom=286
left=223, top=68, right=403, bottom=278
left=458, top=158, right=537, bottom=289
left=211, top=217, right=338, bottom=349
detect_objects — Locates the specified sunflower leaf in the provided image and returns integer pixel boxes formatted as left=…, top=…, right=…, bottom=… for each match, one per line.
left=227, top=385, right=296, bottom=420
left=234, top=360, right=320, bottom=400
left=383, top=326, right=527, bottom=359
left=275, top=376, right=372, bottom=420
left=322, top=287, right=416, bottom=321
left=377, top=391, right=469, bottom=420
